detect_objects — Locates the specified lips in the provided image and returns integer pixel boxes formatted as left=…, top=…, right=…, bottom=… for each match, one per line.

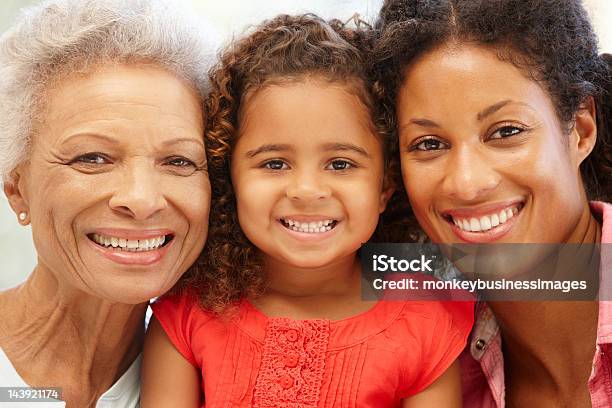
left=441, top=201, right=524, bottom=242
left=86, top=228, right=175, bottom=265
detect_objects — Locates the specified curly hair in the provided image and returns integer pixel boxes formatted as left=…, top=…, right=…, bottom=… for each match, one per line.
left=372, top=0, right=611, bottom=202
left=176, top=14, right=419, bottom=313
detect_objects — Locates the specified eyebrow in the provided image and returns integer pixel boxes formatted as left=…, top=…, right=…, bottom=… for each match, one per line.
left=61, top=132, right=117, bottom=145
left=401, top=99, right=529, bottom=131
left=160, top=137, right=205, bottom=149
left=322, top=142, right=371, bottom=158
left=476, top=99, right=513, bottom=121
left=245, top=144, right=293, bottom=158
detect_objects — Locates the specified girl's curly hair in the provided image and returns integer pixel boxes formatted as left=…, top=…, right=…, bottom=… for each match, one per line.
left=372, top=0, right=611, bottom=203
left=177, top=14, right=420, bottom=313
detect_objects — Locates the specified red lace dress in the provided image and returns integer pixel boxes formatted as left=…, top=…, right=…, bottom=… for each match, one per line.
left=152, top=295, right=473, bottom=407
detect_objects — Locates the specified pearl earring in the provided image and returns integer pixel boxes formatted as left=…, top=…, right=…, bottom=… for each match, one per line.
left=18, top=212, right=27, bottom=221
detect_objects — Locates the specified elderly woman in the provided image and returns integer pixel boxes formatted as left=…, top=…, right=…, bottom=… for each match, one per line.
left=374, top=0, right=611, bottom=407
left=0, top=0, right=215, bottom=406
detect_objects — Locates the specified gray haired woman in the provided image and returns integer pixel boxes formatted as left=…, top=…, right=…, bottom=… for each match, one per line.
left=0, top=0, right=216, bottom=406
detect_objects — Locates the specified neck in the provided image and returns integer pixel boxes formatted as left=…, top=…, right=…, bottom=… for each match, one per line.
left=264, top=253, right=361, bottom=298
left=489, top=202, right=602, bottom=397
left=491, top=301, right=598, bottom=399
left=0, top=263, right=147, bottom=401
left=253, top=253, right=368, bottom=320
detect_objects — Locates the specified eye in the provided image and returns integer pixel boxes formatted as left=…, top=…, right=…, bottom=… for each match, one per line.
left=409, top=137, right=449, bottom=152
left=73, top=153, right=111, bottom=165
left=326, top=159, right=354, bottom=171
left=489, top=125, right=525, bottom=139
left=263, top=160, right=289, bottom=170
left=166, top=157, right=196, bottom=168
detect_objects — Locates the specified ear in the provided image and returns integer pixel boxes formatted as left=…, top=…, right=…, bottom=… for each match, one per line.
left=378, top=175, right=395, bottom=213
left=571, top=96, right=597, bottom=166
left=3, top=164, right=31, bottom=224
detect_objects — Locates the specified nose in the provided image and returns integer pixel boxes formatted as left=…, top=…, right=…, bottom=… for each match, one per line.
left=285, top=169, right=332, bottom=202
left=441, top=145, right=501, bottom=201
left=108, top=160, right=168, bottom=220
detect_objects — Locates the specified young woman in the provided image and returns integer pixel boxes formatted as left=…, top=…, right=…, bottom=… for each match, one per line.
left=374, top=0, right=611, bottom=406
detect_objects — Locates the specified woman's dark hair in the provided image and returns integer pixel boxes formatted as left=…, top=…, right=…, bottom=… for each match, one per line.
left=176, top=14, right=418, bottom=313
left=373, top=0, right=611, bottom=202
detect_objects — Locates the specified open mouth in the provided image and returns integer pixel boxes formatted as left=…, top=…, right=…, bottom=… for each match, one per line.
left=443, top=202, right=524, bottom=233
left=87, top=233, right=174, bottom=252
left=279, top=218, right=339, bottom=234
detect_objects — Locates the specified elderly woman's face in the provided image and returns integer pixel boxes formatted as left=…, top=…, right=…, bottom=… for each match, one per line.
left=12, top=64, right=210, bottom=303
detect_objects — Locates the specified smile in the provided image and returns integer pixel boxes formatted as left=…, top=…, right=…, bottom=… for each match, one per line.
left=280, top=218, right=339, bottom=234
left=88, top=233, right=173, bottom=252
left=448, top=204, right=522, bottom=233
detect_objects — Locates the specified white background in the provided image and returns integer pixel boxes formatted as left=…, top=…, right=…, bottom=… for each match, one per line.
left=1, top=0, right=611, bottom=289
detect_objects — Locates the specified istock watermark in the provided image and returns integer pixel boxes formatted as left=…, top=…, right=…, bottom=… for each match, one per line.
left=360, top=243, right=610, bottom=301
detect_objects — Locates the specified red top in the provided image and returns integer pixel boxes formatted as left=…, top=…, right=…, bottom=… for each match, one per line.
left=153, top=295, right=474, bottom=407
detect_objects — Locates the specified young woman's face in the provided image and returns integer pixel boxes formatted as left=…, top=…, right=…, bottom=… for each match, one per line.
left=396, top=44, right=594, bottom=244
left=231, top=80, right=390, bottom=269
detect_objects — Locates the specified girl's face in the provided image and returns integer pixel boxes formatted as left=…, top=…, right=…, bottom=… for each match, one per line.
left=396, top=44, right=596, bottom=244
left=231, top=80, right=391, bottom=269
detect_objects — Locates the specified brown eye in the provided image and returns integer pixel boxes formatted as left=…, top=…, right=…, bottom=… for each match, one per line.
left=410, top=137, right=449, bottom=152
left=490, top=126, right=524, bottom=139
left=263, top=160, right=288, bottom=170
left=74, top=153, right=111, bottom=164
left=167, top=157, right=196, bottom=167
left=326, top=159, right=354, bottom=171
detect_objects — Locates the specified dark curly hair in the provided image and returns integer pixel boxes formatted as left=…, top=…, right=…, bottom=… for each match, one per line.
left=372, top=0, right=611, bottom=203
left=177, top=14, right=419, bottom=313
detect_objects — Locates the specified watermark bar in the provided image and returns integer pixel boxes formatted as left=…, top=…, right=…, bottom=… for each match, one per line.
left=0, top=387, right=62, bottom=402
left=360, top=243, right=610, bottom=301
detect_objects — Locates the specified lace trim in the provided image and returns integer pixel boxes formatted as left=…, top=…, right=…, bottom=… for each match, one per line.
left=253, top=318, right=330, bottom=407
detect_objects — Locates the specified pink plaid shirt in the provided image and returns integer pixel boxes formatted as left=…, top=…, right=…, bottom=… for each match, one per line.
left=461, top=201, right=612, bottom=408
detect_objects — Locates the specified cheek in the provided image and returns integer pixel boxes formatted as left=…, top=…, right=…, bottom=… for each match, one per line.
left=175, top=175, right=212, bottom=227
left=400, top=159, right=436, bottom=215
left=340, top=175, right=384, bottom=233
left=234, top=176, right=277, bottom=230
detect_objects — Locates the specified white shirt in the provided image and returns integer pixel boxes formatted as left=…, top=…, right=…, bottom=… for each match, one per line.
left=0, top=347, right=140, bottom=407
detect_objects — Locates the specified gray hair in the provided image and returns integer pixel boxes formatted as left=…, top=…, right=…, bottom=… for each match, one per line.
left=0, top=0, right=218, bottom=180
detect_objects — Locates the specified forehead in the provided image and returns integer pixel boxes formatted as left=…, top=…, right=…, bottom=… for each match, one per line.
left=398, top=43, right=555, bottom=117
left=237, top=80, right=378, bottom=148
left=38, top=64, right=203, bottom=145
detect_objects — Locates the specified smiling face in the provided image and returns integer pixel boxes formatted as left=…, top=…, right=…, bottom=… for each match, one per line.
left=6, top=64, right=210, bottom=303
left=396, top=44, right=596, bottom=244
left=231, top=80, right=390, bottom=270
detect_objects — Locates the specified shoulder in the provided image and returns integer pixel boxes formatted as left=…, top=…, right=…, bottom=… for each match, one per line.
left=151, top=293, right=215, bottom=325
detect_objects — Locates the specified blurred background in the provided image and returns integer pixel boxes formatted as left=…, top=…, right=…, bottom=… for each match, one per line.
left=1, top=0, right=611, bottom=289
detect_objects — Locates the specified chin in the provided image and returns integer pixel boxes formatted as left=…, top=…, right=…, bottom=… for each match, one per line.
left=93, top=281, right=171, bottom=305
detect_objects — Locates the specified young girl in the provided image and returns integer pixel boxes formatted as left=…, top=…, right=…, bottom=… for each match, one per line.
left=141, top=14, right=473, bottom=407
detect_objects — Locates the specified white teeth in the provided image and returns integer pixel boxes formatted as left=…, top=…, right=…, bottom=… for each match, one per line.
left=499, top=210, right=507, bottom=223
left=491, top=213, right=500, bottom=227
left=480, top=216, right=492, bottom=231
left=470, top=218, right=481, bottom=232
left=283, top=218, right=336, bottom=234
left=91, top=233, right=167, bottom=252
left=452, top=205, right=520, bottom=233
left=282, top=218, right=336, bottom=233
